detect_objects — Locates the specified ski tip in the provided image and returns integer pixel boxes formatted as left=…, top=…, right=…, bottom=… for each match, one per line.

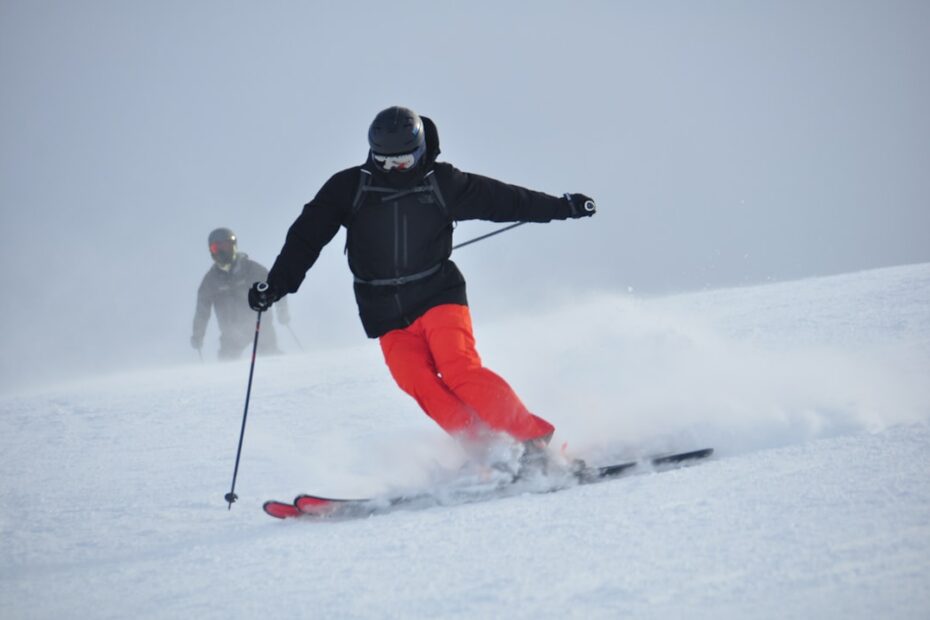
left=294, top=494, right=347, bottom=517
left=651, top=448, right=714, bottom=466
left=263, top=500, right=302, bottom=520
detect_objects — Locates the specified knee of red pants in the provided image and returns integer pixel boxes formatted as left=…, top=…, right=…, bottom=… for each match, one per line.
left=388, top=364, right=427, bottom=399
left=384, top=355, right=438, bottom=400
left=381, top=333, right=428, bottom=387
left=380, top=338, right=478, bottom=435
left=434, top=355, right=484, bottom=391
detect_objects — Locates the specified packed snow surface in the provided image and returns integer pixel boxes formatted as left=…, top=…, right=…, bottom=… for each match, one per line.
left=1, top=263, right=929, bottom=619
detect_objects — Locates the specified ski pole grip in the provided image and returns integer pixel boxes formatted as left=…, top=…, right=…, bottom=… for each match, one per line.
left=583, top=199, right=596, bottom=213
left=256, top=282, right=269, bottom=293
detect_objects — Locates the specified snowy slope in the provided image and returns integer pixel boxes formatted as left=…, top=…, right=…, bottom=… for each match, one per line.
left=1, top=264, right=929, bottom=619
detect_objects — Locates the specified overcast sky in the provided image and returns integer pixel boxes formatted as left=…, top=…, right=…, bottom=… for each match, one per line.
left=1, top=1, right=928, bottom=390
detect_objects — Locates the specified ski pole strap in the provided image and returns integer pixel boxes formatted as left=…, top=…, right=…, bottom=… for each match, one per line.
left=353, top=263, right=442, bottom=286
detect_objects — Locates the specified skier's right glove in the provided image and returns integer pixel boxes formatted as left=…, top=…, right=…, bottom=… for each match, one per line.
left=248, top=281, right=278, bottom=312
left=564, top=193, right=597, bottom=218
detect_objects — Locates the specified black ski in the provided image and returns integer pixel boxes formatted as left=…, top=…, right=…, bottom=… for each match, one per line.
left=263, top=447, right=714, bottom=520
left=586, top=447, right=714, bottom=480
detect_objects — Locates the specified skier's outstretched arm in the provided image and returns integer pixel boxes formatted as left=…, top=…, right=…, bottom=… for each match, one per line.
left=436, top=162, right=596, bottom=223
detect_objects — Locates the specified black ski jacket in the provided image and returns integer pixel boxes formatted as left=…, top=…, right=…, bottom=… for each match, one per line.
left=266, top=116, right=577, bottom=338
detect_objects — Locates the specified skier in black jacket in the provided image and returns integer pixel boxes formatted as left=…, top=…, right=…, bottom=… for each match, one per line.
left=192, top=228, right=288, bottom=360
left=249, top=107, right=595, bottom=453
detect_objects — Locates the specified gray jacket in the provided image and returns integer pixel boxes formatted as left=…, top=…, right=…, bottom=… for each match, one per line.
left=192, top=253, right=288, bottom=351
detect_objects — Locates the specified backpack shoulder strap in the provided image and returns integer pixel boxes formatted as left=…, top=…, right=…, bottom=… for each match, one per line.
left=345, top=169, right=372, bottom=254
left=424, top=170, right=448, bottom=218
left=350, top=169, right=373, bottom=220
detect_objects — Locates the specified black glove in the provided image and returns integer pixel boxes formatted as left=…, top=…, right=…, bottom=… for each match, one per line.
left=190, top=335, right=203, bottom=350
left=564, top=193, right=597, bottom=218
left=248, top=281, right=277, bottom=312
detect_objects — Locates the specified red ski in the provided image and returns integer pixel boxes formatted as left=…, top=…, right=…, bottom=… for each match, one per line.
left=263, top=495, right=356, bottom=518
left=262, top=448, right=713, bottom=520
left=262, top=500, right=302, bottom=519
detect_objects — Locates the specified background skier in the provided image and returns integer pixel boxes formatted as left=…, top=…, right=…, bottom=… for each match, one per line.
left=192, top=227, right=288, bottom=360
left=248, top=107, right=594, bottom=461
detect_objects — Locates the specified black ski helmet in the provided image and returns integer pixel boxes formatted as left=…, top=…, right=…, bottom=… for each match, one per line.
left=208, top=227, right=237, bottom=267
left=368, top=106, right=425, bottom=155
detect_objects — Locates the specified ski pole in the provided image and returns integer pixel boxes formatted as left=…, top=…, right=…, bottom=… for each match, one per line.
left=286, top=323, right=305, bottom=351
left=225, top=307, right=263, bottom=510
left=452, top=222, right=527, bottom=250
left=451, top=198, right=595, bottom=251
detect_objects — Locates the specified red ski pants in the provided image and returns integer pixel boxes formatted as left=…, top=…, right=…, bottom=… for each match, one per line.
left=379, top=304, right=554, bottom=442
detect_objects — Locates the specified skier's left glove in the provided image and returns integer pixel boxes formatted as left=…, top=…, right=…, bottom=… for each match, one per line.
left=564, top=193, right=597, bottom=218
left=248, top=281, right=278, bottom=312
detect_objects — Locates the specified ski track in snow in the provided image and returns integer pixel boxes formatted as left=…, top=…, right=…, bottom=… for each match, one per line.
left=1, top=263, right=929, bottom=619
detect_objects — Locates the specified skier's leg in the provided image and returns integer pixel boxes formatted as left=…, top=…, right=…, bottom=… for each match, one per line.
left=420, top=304, right=554, bottom=443
left=379, top=326, right=480, bottom=436
left=218, top=332, right=244, bottom=360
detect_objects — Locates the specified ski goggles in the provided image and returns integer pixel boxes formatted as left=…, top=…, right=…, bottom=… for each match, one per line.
left=371, top=142, right=426, bottom=172
left=210, top=241, right=235, bottom=255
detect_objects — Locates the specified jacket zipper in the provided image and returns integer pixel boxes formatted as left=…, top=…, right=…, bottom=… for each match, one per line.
left=393, top=201, right=403, bottom=317
left=402, top=213, right=409, bottom=270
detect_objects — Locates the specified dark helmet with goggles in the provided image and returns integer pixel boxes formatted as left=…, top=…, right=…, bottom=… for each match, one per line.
left=368, top=106, right=426, bottom=172
left=208, top=227, right=237, bottom=267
